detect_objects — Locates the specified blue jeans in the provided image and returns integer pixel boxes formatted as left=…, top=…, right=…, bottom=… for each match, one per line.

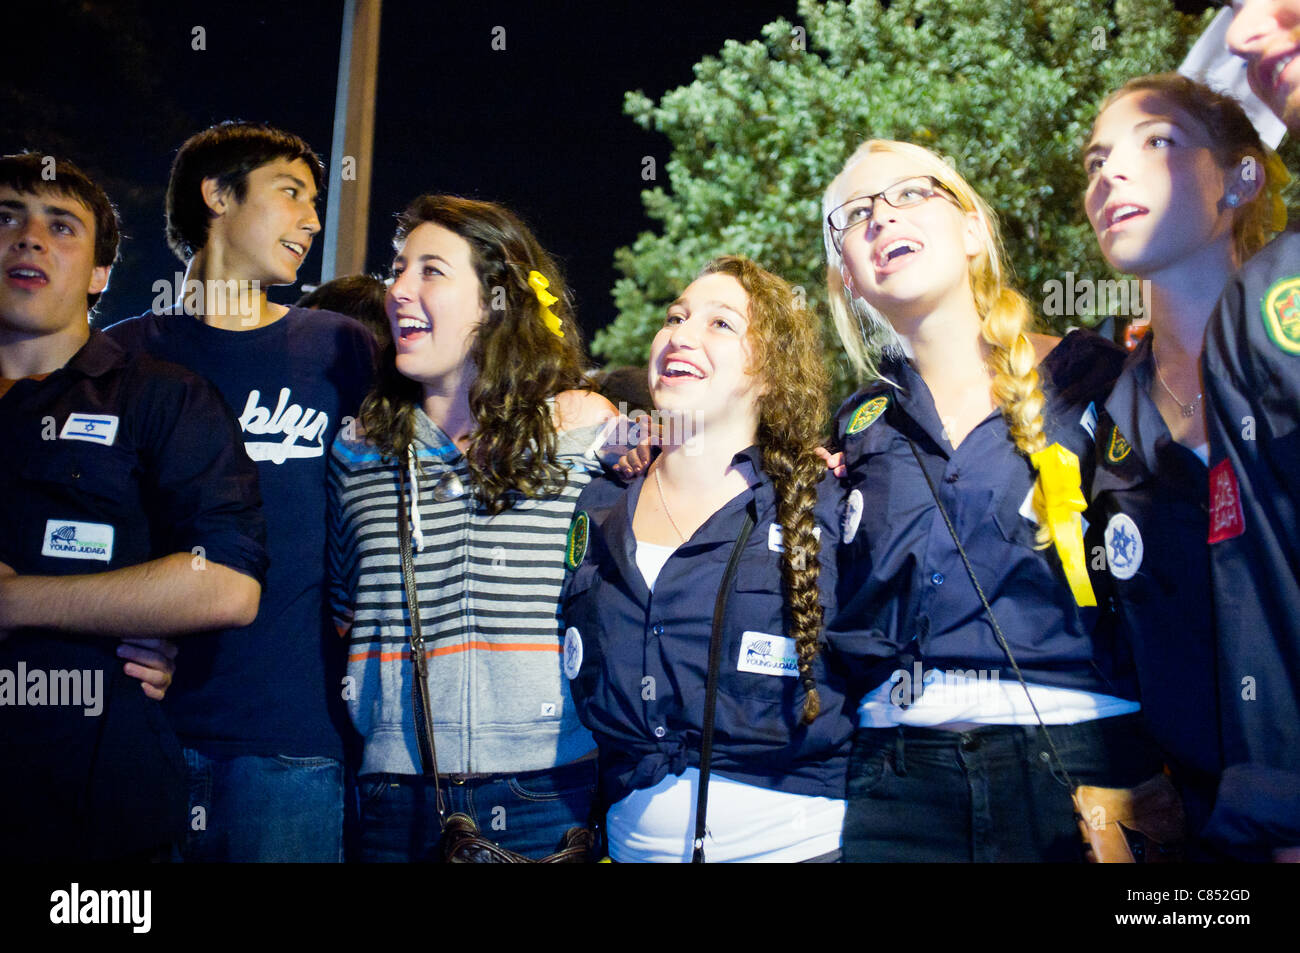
left=843, top=714, right=1162, bottom=862
left=179, top=748, right=344, bottom=862
left=357, top=759, right=597, bottom=862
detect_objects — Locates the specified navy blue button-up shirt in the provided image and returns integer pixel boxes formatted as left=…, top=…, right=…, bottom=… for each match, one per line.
left=829, top=329, right=1137, bottom=699
left=1203, top=230, right=1300, bottom=777
left=560, top=446, right=856, bottom=808
left=1090, top=334, right=1217, bottom=782
left=0, top=331, right=266, bottom=860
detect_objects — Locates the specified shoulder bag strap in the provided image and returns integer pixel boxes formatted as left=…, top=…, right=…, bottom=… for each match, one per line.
left=692, top=510, right=756, bottom=863
left=904, top=438, right=1076, bottom=792
left=397, top=463, right=447, bottom=824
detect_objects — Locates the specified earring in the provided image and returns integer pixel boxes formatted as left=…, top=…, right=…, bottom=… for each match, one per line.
left=1226, top=193, right=1241, bottom=208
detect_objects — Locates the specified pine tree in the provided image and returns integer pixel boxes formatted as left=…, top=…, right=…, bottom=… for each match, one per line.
left=595, top=0, right=1279, bottom=401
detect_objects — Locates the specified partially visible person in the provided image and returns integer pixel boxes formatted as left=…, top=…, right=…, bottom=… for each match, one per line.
left=0, top=152, right=266, bottom=861
left=591, top=364, right=653, bottom=415
left=297, top=273, right=388, bottom=348
left=562, top=256, right=855, bottom=862
left=821, top=140, right=1159, bottom=862
left=1081, top=72, right=1286, bottom=852
left=1187, top=0, right=1300, bottom=859
left=106, top=122, right=374, bottom=862
left=328, top=195, right=618, bottom=861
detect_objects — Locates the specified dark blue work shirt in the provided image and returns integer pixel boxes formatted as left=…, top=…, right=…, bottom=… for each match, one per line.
left=830, top=329, right=1136, bottom=698
left=106, top=306, right=374, bottom=761
left=560, top=446, right=857, bottom=809
left=1090, top=335, right=1218, bottom=785
left=1203, top=231, right=1300, bottom=781
left=0, top=331, right=266, bottom=860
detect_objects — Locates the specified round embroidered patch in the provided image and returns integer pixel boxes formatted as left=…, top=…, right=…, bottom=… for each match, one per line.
left=842, top=488, right=864, bottom=544
left=1106, top=424, right=1131, bottom=465
left=563, top=627, right=584, bottom=680
left=1104, top=512, right=1144, bottom=581
left=1262, top=275, right=1300, bottom=356
left=846, top=396, right=888, bottom=436
left=564, top=511, right=589, bottom=571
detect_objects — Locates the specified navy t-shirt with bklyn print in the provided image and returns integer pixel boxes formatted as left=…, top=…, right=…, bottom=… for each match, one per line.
left=106, top=306, right=375, bottom=760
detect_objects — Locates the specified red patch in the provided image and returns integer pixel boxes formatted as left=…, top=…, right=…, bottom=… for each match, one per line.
left=1208, top=459, right=1246, bottom=544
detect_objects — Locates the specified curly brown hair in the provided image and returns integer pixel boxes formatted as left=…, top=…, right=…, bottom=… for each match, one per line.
left=700, top=256, right=830, bottom=724
left=359, top=195, right=591, bottom=512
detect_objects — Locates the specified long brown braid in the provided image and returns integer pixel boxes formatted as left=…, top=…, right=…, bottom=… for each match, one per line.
left=700, top=256, right=830, bottom=724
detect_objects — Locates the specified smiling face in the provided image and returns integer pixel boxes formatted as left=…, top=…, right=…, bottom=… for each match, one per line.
left=204, top=157, right=320, bottom=285
left=833, top=150, right=983, bottom=326
left=1227, top=0, right=1300, bottom=134
left=1084, top=91, right=1237, bottom=277
left=0, top=186, right=108, bottom=340
left=387, top=221, right=487, bottom=388
left=649, top=272, right=762, bottom=432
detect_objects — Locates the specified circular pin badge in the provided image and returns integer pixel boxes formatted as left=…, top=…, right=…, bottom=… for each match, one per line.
left=564, top=511, right=589, bottom=571
left=563, top=627, right=583, bottom=680
left=843, top=488, right=864, bottom=544
left=1103, top=513, right=1143, bottom=581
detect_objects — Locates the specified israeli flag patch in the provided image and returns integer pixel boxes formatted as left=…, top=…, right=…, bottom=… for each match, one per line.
left=60, top=413, right=119, bottom=446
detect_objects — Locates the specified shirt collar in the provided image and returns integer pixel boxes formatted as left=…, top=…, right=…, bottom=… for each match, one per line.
left=64, top=330, right=129, bottom=379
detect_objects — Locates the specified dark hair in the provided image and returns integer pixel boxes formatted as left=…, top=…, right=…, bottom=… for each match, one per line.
left=360, top=194, right=591, bottom=513
left=592, top=365, right=653, bottom=414
left=699, top=255, right=830, bottom=724
left=297, top=273, right=389, bottom=346
left=165, top=121, right=324, bottom=261
left=0, top=152, right=120, bottom=310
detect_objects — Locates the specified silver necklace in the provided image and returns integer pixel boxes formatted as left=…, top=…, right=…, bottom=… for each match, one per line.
left=1153, top=349, right=1202, bottom=419
left=653, top=465, right=687, bottom=543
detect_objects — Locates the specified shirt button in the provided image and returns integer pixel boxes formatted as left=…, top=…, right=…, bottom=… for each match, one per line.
left=944, top=471, right=960, bottom=484
left=651, top=624, right=664, bottom=636
left=931, top=572, right=945, bottom=585
left=653, top=726, right=666, bottom=738
left=961, top=735, right=980, bottom=752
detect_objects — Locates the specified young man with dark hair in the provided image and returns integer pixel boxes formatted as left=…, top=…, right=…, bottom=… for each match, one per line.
left=106, top=122, right=374, bottom=862
left=1192, top=0, right=1300, bottom=860
left=0, top=152, right=267, bottom=861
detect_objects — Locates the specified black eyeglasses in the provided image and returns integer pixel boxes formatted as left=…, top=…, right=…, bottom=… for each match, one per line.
left=826, top=175, right=962, bottom=252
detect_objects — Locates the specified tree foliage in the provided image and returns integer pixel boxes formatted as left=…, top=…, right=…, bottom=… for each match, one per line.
left=595, top=0, right=1279, bottom=401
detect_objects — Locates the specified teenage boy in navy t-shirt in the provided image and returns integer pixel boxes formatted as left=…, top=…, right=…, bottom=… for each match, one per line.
left=107, top=123, right=374, bottom=862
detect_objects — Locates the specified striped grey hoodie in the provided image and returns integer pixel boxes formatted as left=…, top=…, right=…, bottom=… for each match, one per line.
left=327, top=407, right=607, bottom=776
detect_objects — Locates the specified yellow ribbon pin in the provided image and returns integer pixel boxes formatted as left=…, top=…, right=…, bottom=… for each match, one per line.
left=1030, top=442, right=1096, bottom=608
left=528, top=270, right=565, bottom=339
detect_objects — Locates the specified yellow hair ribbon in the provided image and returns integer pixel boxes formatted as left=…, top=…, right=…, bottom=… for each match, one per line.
left=527, top=270, right=565, bottom=339
left=1029, top=443, right=1096, bottom=608
left=1263, top=149, right=1291, bottom=234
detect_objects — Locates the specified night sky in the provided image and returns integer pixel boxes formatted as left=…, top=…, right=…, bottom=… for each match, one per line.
left=3, top=0, right=805, bottom=343
left=5, top=0, right=1214, bottom=346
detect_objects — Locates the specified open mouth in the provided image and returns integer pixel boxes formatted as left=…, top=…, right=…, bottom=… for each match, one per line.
left=280, top=241, right=306, bottom=260
left=1270, top=51, right=1299, bottom=93
left=397, top=316, right=432, bottom=341
left=660, top=358, right=706, bottom=382
left=5, top=265, right=49, bottom=289
left=1105, top=204, right=1147, bottom=230
left=874, top=238, right=922, bottom=269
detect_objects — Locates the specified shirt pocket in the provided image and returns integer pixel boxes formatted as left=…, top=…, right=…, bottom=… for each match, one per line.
left=718, top=552, right=801, bottom=707
left=22, top=442, right=138, bottom=508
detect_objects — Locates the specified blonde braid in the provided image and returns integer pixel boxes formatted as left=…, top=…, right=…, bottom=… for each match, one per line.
left=978, top=284, right=1052, bottom=547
